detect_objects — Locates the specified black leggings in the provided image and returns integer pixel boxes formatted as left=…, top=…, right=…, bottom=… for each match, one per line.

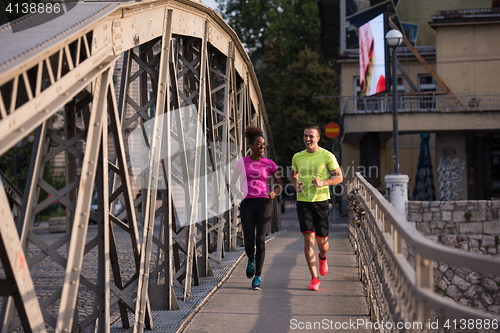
left=240, top=198, right=272, bottom=276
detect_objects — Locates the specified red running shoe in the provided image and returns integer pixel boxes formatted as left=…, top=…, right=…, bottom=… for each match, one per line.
left=318, top=253, right=328, bottom=276
left=309, top=276, right=320, bottom=291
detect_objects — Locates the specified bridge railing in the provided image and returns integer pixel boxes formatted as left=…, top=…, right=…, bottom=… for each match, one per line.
left=348, top=172, right=500, bottom=332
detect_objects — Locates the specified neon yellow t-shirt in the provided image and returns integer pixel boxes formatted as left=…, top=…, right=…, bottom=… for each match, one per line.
left=291, top=147, right=340, bottom=202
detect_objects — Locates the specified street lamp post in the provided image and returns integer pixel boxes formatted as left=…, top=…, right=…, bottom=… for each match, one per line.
left=384, top=29, right=409, bottom=217
left=386, top=29, right=403, bottom=174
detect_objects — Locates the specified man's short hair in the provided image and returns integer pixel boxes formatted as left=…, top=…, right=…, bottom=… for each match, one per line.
left=304, top=124, right=321, bottom=137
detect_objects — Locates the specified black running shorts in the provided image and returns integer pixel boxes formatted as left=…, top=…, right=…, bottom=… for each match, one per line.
left=296, top=200, right=330, bottom=238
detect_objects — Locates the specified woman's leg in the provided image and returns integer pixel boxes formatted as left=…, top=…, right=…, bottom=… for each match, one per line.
left=254, top=200, right=272, bottom=276
left=240, top=201, right=257, bottom=262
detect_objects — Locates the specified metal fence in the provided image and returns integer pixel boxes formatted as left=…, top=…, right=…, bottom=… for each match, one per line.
left=343, top=94, right=500, bottom=114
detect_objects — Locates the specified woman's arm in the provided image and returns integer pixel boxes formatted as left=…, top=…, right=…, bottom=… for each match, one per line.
left=268, top=169, right=283, bottom=199
left=230, top=168, right=243, bottom=200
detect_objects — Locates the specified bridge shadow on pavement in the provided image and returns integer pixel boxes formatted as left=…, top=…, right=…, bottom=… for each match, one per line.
left=183, top=208, right=373, bottom=333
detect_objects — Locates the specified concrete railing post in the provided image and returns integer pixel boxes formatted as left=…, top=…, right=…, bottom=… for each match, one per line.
left=416, top=254, right=433, bottom=332
left=384, top=174, right=409, bottom=217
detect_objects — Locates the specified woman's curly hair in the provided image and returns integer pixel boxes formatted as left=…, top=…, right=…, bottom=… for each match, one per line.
left=244, top=126, right=264, bottom=144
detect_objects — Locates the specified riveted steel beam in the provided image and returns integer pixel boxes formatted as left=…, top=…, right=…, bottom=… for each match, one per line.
left=134, top=8, right=172, bottom=332
left=0, top=182, right=46, bottom=333
left=56, top=67, right=109, bottom=332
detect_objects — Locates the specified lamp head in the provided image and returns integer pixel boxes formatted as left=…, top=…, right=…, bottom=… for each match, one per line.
left=386, top=29, right=403, bottom=48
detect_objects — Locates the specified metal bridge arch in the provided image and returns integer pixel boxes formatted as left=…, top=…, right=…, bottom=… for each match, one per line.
left=0, top=1, right=280, bottom=332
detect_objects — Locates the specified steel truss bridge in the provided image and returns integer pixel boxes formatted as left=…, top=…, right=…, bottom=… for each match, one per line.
left=0, top=1, right=281, bottom=332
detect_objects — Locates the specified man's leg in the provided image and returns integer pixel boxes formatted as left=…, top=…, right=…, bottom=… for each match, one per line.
left=303, top=232, right=318, bottom=278
left=297, top=202, right=321, bottom=290
left=317, top=236, right=329, bottom=276
left=316, top=236, right=329, bottom=259
left=314, top=201, right=330, bottom=276
left=313, top=200, right=330, bottom=240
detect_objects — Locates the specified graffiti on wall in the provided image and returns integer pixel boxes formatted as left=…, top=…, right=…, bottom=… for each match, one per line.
left=437, top=147, right=466, bottom=201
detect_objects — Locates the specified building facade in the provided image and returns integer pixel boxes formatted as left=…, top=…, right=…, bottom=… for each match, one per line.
left=339, top=1, right=500, bottom=208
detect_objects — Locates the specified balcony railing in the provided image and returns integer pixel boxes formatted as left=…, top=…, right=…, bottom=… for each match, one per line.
left=343, top=94, right=500, bottom=114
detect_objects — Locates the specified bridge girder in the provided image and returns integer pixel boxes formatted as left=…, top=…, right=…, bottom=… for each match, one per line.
left=0, top=1, right=280, bottom=332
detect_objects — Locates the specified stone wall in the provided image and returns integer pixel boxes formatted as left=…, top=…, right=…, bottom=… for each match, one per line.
left=408, top=200, right=500, bottom=236
left=407, top=200, right=500, bottom=315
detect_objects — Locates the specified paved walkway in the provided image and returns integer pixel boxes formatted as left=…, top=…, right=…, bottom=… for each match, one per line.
left=182, top=209, right=372, bottom=333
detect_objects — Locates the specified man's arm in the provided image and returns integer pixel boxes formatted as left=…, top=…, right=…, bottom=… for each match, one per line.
left=312, top=167, right=343, bottom=187
left=290, top=170, right=303, bottom=193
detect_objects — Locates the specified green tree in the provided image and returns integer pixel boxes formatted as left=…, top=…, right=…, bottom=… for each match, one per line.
left=274, top=48, right=339, bottom=165
left=226, top=0, right=323, bottom=108
left=218, top=0, right=321, bottom=65
left=217, top=0, right=271, bottom=61
left=0, top=138, right=33, bottom=192
left=0, top=136, right=56, bottom=200
left=216, top=0, right=339, bottom=166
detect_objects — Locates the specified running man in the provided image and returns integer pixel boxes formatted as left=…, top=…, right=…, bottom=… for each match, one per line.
left=290, top=124, right=343, bottom=291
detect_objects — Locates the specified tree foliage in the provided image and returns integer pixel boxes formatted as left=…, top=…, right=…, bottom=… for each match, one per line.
left=273, top=48, right=339, bottom=165
left=0, top=138, right=33, bottom=192
left=0, top=136, right=57, bottom=202
left=217, top=0, right=271, bottom=60
left=216, top=0, right=339, bottom=166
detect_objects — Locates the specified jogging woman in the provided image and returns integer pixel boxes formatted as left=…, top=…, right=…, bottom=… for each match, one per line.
left=231, top=126, right=282, bottom=290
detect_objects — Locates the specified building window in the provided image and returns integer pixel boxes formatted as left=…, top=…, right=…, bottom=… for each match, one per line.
left=354, top=77, right=365, bottom=111
left=395, top=77, right=406, bottom=110
left=418, top=74, right=436, bottom=91
left=390, top=76, right=407, bottom=93
left=490, top=136, right=500, bottom=198
left=418, top=74, right=437, bottom=110
left=355, top=77, right=361, bottom=96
